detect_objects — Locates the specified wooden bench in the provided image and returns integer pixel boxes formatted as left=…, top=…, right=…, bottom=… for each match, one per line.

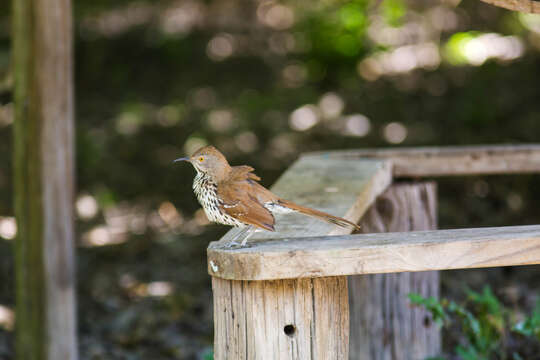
left=207, top=145, right=540, bottom=360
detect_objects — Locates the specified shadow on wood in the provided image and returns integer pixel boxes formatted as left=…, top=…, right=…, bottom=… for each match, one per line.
left=349, top=182, right=440, bottom=360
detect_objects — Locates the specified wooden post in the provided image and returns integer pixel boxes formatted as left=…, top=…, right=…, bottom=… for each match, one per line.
left=209, top=148, right=540, bottom=359
left=12, top=0, right=77, bottom=359
left=212, top=276, right=349, bottom=360
left=349, top=182, right=440, bottom=359
left=209, top=156, right=390, bottom=360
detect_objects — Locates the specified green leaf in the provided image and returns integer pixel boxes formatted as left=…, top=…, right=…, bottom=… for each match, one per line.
left=408, top=293, right=448, bottom=326
left=512, top=299, right=540, bottom=340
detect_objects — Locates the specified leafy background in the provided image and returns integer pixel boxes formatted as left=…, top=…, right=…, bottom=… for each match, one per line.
left=0, top=0, right=540, bottom=358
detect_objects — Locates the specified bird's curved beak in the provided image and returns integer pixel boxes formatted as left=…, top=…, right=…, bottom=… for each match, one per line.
left=173, top=157, right=190, bottom=163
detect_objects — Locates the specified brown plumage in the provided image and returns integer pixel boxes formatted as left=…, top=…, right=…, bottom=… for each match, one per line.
left=175, top=146, right=360, bottom=246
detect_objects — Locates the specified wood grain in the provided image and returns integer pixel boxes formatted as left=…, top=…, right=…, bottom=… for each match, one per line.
left=304, top=144, right=540, bottom=177
left=210, top=156, right=392, bottom=246
left=212, top=276, right=349, bottom=360
left=349, top=183, right=440, bottom=360
left=12, top=0, right=77, bottom=358
left=208, top=224, right=540, bottom=280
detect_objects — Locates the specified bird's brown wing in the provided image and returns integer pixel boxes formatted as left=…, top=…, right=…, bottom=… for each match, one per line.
left=228, top=165, right=261, bottom=181
left=217, top=166, right=275, bottom=232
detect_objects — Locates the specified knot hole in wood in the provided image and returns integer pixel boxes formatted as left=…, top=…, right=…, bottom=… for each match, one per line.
left=283, top=324, right=296, bottom=337
left=423, top=315, right=432, bottom=328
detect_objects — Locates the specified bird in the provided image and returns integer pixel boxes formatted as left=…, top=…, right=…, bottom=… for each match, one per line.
left=174, top=146, right=360, bottom=247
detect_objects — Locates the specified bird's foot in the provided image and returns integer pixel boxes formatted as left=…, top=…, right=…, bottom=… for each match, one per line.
left=221, top=226, right=256, bottom=249
left=223, top=240, right=243, bottom=249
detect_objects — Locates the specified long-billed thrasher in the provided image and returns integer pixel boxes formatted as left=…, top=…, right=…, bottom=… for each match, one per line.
left=175, top=146, right=360, bottom=247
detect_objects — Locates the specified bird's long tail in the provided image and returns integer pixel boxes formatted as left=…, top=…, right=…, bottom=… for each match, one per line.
left=277, top=199, right=361, bottom=231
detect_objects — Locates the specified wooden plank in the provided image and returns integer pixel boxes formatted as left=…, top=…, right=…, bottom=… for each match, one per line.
left=210, top=156, right=392, bottom=246
left=12, top=0, right=77, bottom=359
left=304, top=144, right=540, bottom=177
left=349, top=183, right=440, bottom=360
left=212, top=276, right=349, bottom=360
left=207, top=224, right=540, bottom=280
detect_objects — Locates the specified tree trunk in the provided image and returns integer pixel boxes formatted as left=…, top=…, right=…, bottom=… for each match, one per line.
left=349, top=182, right=440, bottom=359
left=12, top=0, right=77, bottom=358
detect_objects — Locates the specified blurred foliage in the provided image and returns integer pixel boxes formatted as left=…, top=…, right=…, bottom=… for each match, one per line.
left=1, top=0, right=540, bottom=358
left=410, top=287, right=540, bottom=360
left=513, top=299, right=540, bottom=341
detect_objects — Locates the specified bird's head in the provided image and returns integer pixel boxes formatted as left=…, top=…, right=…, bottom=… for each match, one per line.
left=174, top=146, right=231, bottom=180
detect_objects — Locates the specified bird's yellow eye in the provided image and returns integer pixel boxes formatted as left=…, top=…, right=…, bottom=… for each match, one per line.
left=198, top=156, right=204, bottom=162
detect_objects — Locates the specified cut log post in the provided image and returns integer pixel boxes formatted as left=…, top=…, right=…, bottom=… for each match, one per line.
left=349, top=182, right=440, bottom=360
left=12, top=0, right=77, bottom=359
left=210, top=156, right=387, bottom=360
left=212, top=276, right=349, bottom=360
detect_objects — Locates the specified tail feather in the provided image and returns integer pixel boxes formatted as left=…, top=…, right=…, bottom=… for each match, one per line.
left=277, top=199, right=361, bottom=231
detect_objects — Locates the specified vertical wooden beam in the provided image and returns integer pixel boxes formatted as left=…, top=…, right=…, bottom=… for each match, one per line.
left=212, top=276, right=349, bottom=360
left=12, top=0, right=77, bottom=358
left=349, top=183, right=440, bottom=360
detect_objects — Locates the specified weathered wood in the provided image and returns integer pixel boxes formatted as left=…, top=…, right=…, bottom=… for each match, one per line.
left=479, top=0, right=540, bottom=13
left=349, top=183, right=440, bottom=360
left=211, top=156, right=371, bottom=359
left=304, top=145, right=540, bottom=177
left=212, top=276, right=349, bottom=360
left=12, top=0, right=77, bottom=359
left=207, top=224, right=540, bottom=280
left=210, top=156, right=392, bottom=246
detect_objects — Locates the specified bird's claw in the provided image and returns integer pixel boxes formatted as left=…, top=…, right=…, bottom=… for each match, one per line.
left=223, top=240, right=242, bottom=249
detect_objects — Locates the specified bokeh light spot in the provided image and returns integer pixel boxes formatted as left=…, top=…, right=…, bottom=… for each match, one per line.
left=319, top=93, right=345, bottom=119
left=76, top=194, right=99, bottom=220
left=158, top=201, right=183, bottom=227
left=157, top=105, right=182, bottom=127
left=344, top=115, right=371, bottom=137
left=184, top=136, right=208, bottom=156
left=116, top=112, right=142, bottom=135
left=235, top=132, right=259, bottom=153
left=160, top=1, right=204, bottom=36
left=0, top=103, right=13, bottom=127
left=282, top=63, right=307, bottom=88
left=507, top=192, right=524, bottom=211
left=82, top=226, right=124, bottom=247
left=257, top=2, right=295, bottom=30
left=0, top=217, right=17, bottom=240
left=207, top=109, right=235, bottom=132
left=289, top=105, right=319, bottom=131
left=0, top=305, right=14, bottom=331
left=383, top=122, right=407, bottom=144
left=146, top=281, right=174, bottom=297
left=207, top=33, right=235, bottom=61
left=445, top=32, right=524, bottom=66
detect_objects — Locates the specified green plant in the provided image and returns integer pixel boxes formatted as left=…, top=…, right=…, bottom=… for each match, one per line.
left=202, top=349, right=214, bottom=360
left=513, top=299, right=540, bottom=341
left=409, top=287, right=540, bottom=360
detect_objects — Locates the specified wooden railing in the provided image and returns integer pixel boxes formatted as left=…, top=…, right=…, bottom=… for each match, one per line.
left=207, top=144, right=540, bottom=360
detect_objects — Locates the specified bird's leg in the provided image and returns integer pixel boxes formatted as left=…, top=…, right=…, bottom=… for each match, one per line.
left=225, top=225, right=254, bottom=248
